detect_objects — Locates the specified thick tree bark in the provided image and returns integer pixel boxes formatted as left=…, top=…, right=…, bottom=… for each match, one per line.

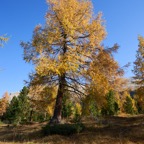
left=49, top=75, right=66, bottom=124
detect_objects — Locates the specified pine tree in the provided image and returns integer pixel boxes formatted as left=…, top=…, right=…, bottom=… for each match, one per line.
left=18, top=86, right=31, bottom=122
left=4, top=87, right=30, bottom=124
left=124, top=96, right=135, bottom=114
left=62, top=93, right=73, bottom=119
left=4, top=96, right=20, bottom=124
left=102, top=90, right=119, bottom=116
left=107, top=91, right=116, bottom=115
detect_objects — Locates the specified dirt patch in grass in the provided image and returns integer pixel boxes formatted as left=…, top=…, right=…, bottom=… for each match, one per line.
left=0, top=115, right=144, bottom=144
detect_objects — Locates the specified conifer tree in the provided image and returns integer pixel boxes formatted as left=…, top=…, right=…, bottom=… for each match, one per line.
left=5, top=96, right=20, bottom=124
left=106, top=90, right=118, bottom=115
left=124, top=96, right=135, bottom=114
left=101, top=90, right=119, bottom=116
left=21, top=0, right=122, bottom=123
left=18, top=86, right=31, bottom=122
left=133, top=36, right=144, bottom=112
left=4, top=87, right=30, bottom=124
left=62, top=93, right=73, bottom=119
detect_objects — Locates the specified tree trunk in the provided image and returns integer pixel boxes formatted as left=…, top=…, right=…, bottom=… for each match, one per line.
left=29, top=109, right=33, bottom=122
left=49, top=75, right=66, bottom=124
left=49, top=31, right=67, bottom=124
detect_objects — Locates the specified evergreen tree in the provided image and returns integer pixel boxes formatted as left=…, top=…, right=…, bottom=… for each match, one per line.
left=107, top=90, right=115, bottom=115
left=62, top=94, right=73, bottom=119
left=136, top=100, right=143, bottom=114
left=4, top=96, right=21, bottom=124
left=4, top=87, right=31, bottom=124
left=18, top=86, right=31, bottom=122
left=89, top=100, right=100, bottom=117
left=124, top=96, right=134, bottom=114
left=102, top=90, right=119, bottom=116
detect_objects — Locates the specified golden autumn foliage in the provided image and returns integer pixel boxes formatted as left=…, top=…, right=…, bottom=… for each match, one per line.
left=0, top=35, right=8, bottom=47
left=133, top=36, right=144, bottom=111
left=133, top=36, right=144, bottom=86
left=134, top=87, right=144, bottom=111
left=85, top=47, right=124, bottom=108
left=75, top=103, right=82, bottom=115
left=21, top=0, right=123, bottom=122
left=0, top=92, right=9, bottom=116
left=22, top=0, right=106, bottom=77
left=29, top=84, right=56, bottom=116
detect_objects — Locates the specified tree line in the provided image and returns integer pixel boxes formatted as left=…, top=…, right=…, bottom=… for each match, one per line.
left=0, top=86, right=142, bottom=125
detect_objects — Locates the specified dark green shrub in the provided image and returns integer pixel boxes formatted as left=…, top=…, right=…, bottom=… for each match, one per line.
left=124, top=96, right=135, bottom=114
left=101, top=90, right=119, bottom=116
left=101, top=107, right=107, bottom=116
left=4, top=87, right=30, bottom=124
left=62, top=95, right=73, bottom=118
left=89, top=100, right=101, bottom=117
left=42, top=123, right=84, bottom=136
left=73, top=108, right=81, bottom=123
left=136, top=102, right=144, bottom=114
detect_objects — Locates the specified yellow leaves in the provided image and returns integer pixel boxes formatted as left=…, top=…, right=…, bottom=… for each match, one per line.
left=0, top=35, right=8, bottom=47
left=75, top=103, right=82, bottom=115
left=89, top=15, right=106, bottom=47
left=46, top=0, right=104, bottom=39
left=0, top=92, right=9, bottom=116
left=138, top=36, right=144, bottom=58
left=133, top=36, right=144, bottom=104
left=85, top=48, right=124, bottom=108
left=138, top=36, right=144, bottom=47
left=88, top=51, right=120, bottom=87
left=22, top=0, right=109, bottom=113
left=87, top=67, right=110, bottom=107
left=135, top=86, right=144, bottom=109
left=36, top=52, right=80, bottom=76
left=28, top=0, right=107, bottom=80
left=29, top=85, right=57, bottom=115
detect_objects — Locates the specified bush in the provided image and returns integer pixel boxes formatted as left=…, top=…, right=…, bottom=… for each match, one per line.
left=42, top=123, right=85, bottom=136
left=101, top=107, right=107, bottom=116
left=72, top=106, right=82, bottom=123
left=124, top=96, right=135, bottom=114
left=62, top=95, right=73, bottom=119
left=101, top=90, right=119, bottom=116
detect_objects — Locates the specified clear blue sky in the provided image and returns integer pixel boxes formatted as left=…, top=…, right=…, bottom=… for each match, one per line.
left=0, top=0, right=144, bottom=97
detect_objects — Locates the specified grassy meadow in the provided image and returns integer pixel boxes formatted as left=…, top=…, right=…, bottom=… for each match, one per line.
left=0, top=115, right=144, bottom=144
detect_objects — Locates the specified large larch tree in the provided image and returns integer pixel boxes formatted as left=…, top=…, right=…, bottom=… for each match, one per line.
left=133, top=36, right=144, bottom=112
left=21, top=0, right=122, bottom=123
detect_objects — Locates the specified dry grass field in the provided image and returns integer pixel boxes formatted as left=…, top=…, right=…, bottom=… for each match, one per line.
left=0, top=115, right=144, bottom=144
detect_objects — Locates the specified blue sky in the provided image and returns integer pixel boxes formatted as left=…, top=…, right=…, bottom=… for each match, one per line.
left=0, top=0, right=144, bottom=97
